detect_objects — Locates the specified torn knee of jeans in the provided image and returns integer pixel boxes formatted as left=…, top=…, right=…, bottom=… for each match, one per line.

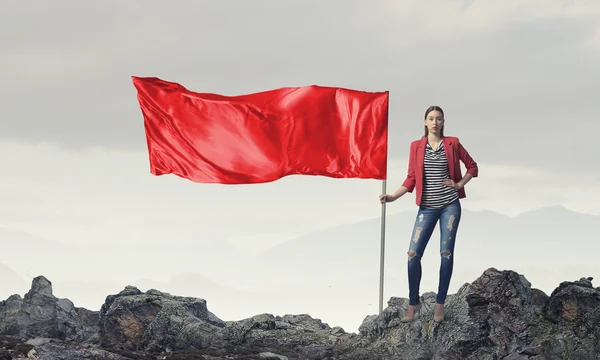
left=441, top=251, right=452, bottom=259
left=407, top=250, right=416, bottom=260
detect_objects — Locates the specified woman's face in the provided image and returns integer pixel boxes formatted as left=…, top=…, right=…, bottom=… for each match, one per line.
left=424, top=110, right=444, bottom=135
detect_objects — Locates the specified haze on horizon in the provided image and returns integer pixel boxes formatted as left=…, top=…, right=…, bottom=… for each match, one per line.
left=1, top=0, right=599, bottom=332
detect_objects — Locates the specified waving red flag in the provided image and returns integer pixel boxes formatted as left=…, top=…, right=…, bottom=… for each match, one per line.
left=131, top=77, right=388, bottom=184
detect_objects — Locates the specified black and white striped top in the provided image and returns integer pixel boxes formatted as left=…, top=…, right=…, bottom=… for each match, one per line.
left=421, top=141, right=459, bottom=208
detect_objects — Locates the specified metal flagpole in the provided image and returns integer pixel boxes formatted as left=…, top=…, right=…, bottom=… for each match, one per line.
left=379, top=179, right=387, bottom=314
left=378, top=92, right=389, bottom=314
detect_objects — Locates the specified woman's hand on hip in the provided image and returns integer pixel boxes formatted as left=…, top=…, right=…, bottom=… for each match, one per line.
left=442, top=179, right=463, bottom=189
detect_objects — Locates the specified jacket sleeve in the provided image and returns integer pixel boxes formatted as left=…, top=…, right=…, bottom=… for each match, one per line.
left=401, top=142, right=416, bottom=192
left=458, top=140, right=478, bottom=177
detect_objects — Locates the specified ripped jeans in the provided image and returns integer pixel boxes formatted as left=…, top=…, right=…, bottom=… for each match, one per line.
left=407, top=198, right=461, bottom=305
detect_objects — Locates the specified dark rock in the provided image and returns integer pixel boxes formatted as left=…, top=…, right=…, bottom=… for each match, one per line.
left=545, top=277, right=600, bottom=325
left=0, top=276, right=98, bottom=342
left=30, top=341, right=134, bottom=360
left=3, top=268, right=600, bottom=359
left=98, top=287, right=226, bottom=352
left=0, top=335, right=34, bottom=360
left=330, top=326, right=345, bottom=336
left=574, top=277, right=594, bottom=288
left=531, top=288, right=549, bottom=306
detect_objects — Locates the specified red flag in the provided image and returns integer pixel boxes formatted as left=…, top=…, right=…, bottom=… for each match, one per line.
left=131, top=77, right=388, bottom=184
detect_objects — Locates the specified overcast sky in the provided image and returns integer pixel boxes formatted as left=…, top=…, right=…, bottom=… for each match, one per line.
left=1, top=0, right=599, bottom=332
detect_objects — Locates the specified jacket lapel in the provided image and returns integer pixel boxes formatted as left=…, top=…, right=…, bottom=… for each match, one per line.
left=416, top=137, right=426, bottom=174
left=443, top=137, right=456, bottom=178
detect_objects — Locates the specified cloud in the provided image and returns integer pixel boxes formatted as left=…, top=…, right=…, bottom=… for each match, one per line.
left=1, top=0, right=598, bottom=175
left=1, top=1, right=598, bottom=235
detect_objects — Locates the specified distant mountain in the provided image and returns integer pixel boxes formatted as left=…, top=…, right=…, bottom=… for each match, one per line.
left=3, top=206, right=596, bottom=333
left=0, top=228, right=135, bottom=284
left=0, top=227, right=79, bottom=254
left=0, top=227, right=82, bottom=280
left=239, top=205, right=599, bottom=323
left=0, top=226, right=247, bottom=288
left=0, top=263, right=27, bottom=299
left=248, top=205, right=598, bottom=287
left=213, top=207, right=600, bottom=328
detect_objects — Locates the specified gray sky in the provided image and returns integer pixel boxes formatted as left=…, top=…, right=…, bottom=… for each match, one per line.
left=1, top=0, right=599, bottom=332
left=2, top=0, right=599, bottom=172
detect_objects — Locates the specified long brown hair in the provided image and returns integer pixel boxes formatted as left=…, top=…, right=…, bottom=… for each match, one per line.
left=423, top=105, right=445, bottom=137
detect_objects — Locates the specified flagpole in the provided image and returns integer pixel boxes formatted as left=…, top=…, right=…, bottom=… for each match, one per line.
left=379, top=179, right=387, bottom=314
left=378, top=92, right=389, bottom=314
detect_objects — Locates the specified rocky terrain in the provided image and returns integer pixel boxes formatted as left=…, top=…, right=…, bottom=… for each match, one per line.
left=1, top=268, right=600, bottom=360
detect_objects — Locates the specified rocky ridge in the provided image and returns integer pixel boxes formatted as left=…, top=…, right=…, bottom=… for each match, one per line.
left=1, top=268, right=600, bottom=360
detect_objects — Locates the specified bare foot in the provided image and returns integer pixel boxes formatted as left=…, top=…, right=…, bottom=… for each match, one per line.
left=433, top=303, right=445, bottom=322
left=400, top=303, right=420, bottom=322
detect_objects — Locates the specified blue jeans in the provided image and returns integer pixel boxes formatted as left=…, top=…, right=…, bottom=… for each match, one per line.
left=407, top=199, right=461, bottom=305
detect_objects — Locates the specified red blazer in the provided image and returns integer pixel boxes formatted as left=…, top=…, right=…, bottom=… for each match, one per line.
left=401, top=136, right=478, bottom=206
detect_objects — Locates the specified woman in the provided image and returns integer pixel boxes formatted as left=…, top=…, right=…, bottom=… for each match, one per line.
left=379, top=105, right=478, bottom=323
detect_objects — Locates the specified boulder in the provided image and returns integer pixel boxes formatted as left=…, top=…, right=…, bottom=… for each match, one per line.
left=0, top=276, right=98, bottom=342
left=2, top=269, right=600, bottom=359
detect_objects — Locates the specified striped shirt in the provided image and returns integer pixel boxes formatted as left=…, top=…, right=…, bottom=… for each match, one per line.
left=420, top=140, right=459, bottom=208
